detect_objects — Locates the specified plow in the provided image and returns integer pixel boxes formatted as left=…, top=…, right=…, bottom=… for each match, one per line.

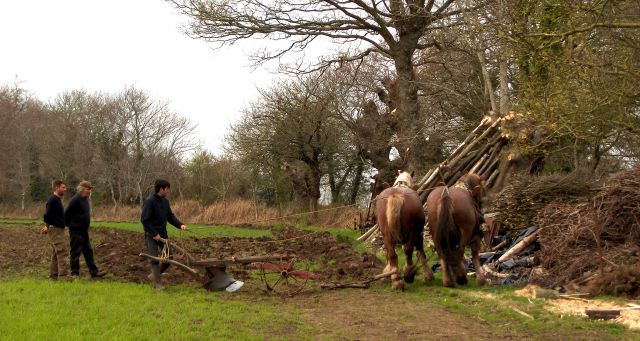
left=139, top=238, right=398, bottom=295
left=139, top=238, right=321, bottom=295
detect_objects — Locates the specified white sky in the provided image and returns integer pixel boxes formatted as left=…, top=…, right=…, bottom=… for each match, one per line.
left=0, top=0, right=283, bottom=154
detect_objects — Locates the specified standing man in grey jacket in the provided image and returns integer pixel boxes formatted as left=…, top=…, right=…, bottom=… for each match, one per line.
left=141, top=179, right=187, bottom=290
left=65, top=180, right=106, bottom=278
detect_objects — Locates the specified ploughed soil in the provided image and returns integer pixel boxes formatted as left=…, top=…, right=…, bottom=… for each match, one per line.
left=0, top=224, right=381, bottom=285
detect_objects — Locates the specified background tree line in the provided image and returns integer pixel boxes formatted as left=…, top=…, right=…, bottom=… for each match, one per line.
left=2, top=0, right=639, bottom=213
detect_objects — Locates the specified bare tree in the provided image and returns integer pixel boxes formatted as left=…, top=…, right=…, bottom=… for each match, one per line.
left=120, top=86, right=198, bottom=204
left=169, top=0, right=486, bottom=169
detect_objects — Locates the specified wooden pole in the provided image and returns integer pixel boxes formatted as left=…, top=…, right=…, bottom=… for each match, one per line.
left=357, top=223, right=379, bottom=242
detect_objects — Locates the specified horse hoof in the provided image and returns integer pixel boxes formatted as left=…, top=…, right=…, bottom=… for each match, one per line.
left=424, top=274, right=434, bottom=282
left=392, top=280, right=405, bottom=290
left=476, top=277, right=487, bottom=286
left=403, top=265, right=418, bottom=283
left=456, top=276, right=468, bottom=286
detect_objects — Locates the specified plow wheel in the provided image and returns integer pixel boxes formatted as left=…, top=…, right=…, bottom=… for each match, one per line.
left=255, top=259, right=319, bottom=296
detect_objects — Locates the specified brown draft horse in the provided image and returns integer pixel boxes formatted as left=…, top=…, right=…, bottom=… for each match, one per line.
left=376, top=171, right=434, bottom=289
left=426, top=173, right=487, bottom=287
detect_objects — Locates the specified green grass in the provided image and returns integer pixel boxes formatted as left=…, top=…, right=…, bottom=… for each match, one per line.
left=0, top=219, right=272, bottom=239
left=0, top=278, right=303, bottom=340
left=352, top=241, right=637, bottom=340
left=388, top=282, right=637, bottom=340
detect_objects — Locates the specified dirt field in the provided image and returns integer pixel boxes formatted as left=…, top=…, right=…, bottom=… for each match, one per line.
left=0, top=224, right=381, bottom=285
left=0, top=223, right=632, bottom=340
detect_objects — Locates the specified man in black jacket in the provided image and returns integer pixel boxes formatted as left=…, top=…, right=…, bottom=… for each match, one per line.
left=141, top=179, right=187, bottom=289
left=65, top=180, right=105, bottom=278
left=42, top=180, right=68, bottom=280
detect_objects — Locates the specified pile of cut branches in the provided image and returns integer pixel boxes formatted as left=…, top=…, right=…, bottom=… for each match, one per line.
left=535, top=166, right=640, bottom=295
left=490, top=170, right=596, bottom=231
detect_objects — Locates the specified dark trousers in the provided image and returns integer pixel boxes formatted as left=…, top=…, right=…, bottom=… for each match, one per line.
left=145, top=233, right=170, bottom=273
left=69, top=229, right=99, bottom=276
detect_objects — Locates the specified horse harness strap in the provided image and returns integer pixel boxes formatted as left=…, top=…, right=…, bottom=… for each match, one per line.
left=452, top=181, right=486, bottom=237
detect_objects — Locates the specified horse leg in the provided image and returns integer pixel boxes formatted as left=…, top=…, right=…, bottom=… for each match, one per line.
left=414, top=235, right=433, bottom=282
left=439, top=253, right=454, bottom=287
left=402, top=242, right=418, bottom=283
left=384, top=239, right=404, bottom=290
left=455, top=259, right=468, bottom=286
left=471, top=238, right=486, bottom=285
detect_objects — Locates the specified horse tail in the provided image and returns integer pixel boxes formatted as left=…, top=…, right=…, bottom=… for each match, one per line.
left=386, top=193, right=404, bottom=244
left=435, top=189, right=461, bottom=280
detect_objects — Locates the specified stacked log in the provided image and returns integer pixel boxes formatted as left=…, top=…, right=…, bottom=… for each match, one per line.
left=358, top=113, right=512, bottom=243
left=415, top=114, right=510, bottom=201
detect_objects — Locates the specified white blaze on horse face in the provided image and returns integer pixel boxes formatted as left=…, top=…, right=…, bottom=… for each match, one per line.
left=393, top=171, right=413, bottom=187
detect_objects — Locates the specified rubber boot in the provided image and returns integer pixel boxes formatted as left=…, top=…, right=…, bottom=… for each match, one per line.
left=151, top=265, right=164, bottom=291
left=148, top=263, right=169, bottom=281
left=159, top=263, right=170, bottom=274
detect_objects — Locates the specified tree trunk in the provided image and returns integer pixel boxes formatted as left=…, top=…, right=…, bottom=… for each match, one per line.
left=136, top=177, right=144, bottom=206
left=309, top=164, right=321, bottom=221
left=328, top=170, right=337, bottom=203
left=590, top=143, right=601, bottom=174
left=477, top=50, right=498, bottom=113
left=349, top=159, right=364, bottom=205
left=394, top=52, right=423, bottom=171
left=499, top=58, right=510, bottom=115
left=498, top=1, right=510, bottom=116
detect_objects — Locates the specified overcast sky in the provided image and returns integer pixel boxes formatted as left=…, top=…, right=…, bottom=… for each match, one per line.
left=0, top=0, right=284, bottom=154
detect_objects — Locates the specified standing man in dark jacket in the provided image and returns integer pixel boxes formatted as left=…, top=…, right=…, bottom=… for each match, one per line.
left=65, top=180, right=105, bottom=278
left=42, top=180, right=68, bottom=280
left=141, top=179, right=187, bottom=289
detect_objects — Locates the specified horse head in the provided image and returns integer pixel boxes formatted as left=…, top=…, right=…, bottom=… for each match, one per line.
left=393, top=170, right=414, bottom=188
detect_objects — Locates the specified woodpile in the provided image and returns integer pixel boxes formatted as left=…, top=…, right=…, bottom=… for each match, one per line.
left=534, top=166, right=640, bottom=296
left=487, top=170, right=596, bottom=231
left=358, top=113, right=511, bottom=243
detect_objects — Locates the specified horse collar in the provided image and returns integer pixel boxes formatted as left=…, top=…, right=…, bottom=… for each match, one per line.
left=394, top=181, right=409, bottom=188
left=453, top=181, right=471, bottom=194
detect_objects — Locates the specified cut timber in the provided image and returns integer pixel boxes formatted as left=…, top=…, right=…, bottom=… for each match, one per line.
left=585, top=309, right=621, bottom=320
left=482, top=264, right=511, bottom=278
left=357, top=223, right=379, bottom=242
left=447, top=118, right=501, bottom=169
left=498, top=229, right=541, bottom=263
left=445, top=117, right=492, bottom=165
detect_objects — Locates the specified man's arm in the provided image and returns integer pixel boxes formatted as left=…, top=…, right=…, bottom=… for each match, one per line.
left=42, top=198, right=51, bottom=234
left=140, top=199, right=159, bottom=237
left=64, top=196, right=77, bottom=227
left=167, top=201, right=186, bottom=230
left=43, top=198, right=51, bottom=226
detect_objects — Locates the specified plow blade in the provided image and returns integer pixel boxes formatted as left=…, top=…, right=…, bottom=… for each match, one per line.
left=203, top=267, right=244, bottom=292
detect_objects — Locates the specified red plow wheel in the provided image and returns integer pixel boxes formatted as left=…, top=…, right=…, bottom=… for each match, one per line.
left=253, top=258, right=320, bottom=296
